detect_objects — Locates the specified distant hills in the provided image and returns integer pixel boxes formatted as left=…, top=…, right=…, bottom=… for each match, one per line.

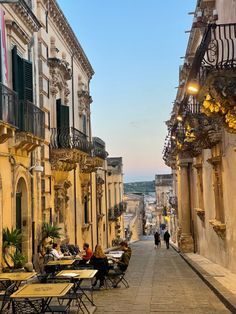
left=124, top=181, right=155, bottom=194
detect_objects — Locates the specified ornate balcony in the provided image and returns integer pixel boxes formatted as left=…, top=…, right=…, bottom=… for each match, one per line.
left=50, top=127, right=91, bottom=171
left=92, top=137, right=108, bottom=160
left=0, top=83, right=18, bottom=143
left=187, top=23, right=236, bottom=133
left=14, top=100, right=45, bottom=152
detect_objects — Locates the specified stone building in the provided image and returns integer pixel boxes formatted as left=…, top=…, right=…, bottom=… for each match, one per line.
left=123, top=193, right=144, bottom=241
left=107, top=157, right=125, bottom=247
left=163, top=0, right=236, bottom=272
left=0, top=0, right=121, bottom=268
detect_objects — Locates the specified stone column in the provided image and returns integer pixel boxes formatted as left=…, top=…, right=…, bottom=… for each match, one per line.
left=177, top=154, right=194, bottom=253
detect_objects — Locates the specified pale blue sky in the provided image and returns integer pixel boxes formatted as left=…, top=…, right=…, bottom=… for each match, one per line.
left=57, top=0, right=196, bottom=182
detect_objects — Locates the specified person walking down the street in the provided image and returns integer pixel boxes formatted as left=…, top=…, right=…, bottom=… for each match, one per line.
left=154, top=231, right=160, bottom=248
left=164, top=230, right=170, bottom=249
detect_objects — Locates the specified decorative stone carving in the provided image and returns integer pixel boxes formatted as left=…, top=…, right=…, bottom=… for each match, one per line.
left=54, top=180, right=72, bottom=213
left=43, top=0, right=94, bottom=80
left=78, top=89, right=92, bottom=117
left=48, top=37, right=72, bottom=99
left=96, top=177, right=104, bottom=199
left=195, top=208, right=205, bottom=221
left=209, top=219, right=226, bottom=239
left=80, top=157, right=103, bottom=173
left=50, top=149, right=87, bottom=172
left=81, top=181, right=91, bottom=202
left=11, top=0, right=41, bottom=33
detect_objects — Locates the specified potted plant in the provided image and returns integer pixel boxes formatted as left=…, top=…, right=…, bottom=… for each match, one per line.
left=2, top=227, right=26, bottom=271
left=39, top=223, right=61, bottom=256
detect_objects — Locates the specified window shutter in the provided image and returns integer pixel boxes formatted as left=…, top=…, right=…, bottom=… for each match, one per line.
left=56, top=99, right=69, bottom=128
left=23, top=59, right=33, bottom=102
left=12, top=46, right=33, bottom=102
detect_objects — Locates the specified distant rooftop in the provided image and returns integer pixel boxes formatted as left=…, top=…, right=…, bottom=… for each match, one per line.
left=155, top=174, right=173, bottom=186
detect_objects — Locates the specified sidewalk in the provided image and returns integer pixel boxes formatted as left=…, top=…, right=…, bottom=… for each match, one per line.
left=171, top=243, right=236, bottom=313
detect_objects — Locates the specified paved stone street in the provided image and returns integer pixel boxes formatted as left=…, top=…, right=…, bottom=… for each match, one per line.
left=93, top=238, right=230, bottom=313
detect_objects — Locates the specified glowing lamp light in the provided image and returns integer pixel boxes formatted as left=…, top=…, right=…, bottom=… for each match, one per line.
left=171, top=135, right=176, bottom=140
left=177, top=115, right=183, bottom=122
left=187, top=80, right=200, bottom=95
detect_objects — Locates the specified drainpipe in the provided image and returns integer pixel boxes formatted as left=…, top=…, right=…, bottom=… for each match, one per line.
left=71, top=53, right=77, bottom=245
left=90, top=173, right=94, bottom=249
left=104, top=169, right=109, bottom=248
left=31, top=152, right=35, bottom=260
left=95, top=173, right=98, bottom=244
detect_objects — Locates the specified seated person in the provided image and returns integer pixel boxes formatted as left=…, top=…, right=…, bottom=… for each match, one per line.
left=79, top=243, right=93, bottom=265
left=89, top=244, right=109, bottom=288
left=119, top=241, right=132, bottom=259
left=51, top=243, right=64, bottom=260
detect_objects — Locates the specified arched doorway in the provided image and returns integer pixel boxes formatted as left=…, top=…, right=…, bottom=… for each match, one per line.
left=16, top=177, right=29, bottom=258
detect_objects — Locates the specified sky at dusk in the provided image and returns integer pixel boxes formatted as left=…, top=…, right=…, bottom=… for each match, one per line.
left=57, top=0, right=196, bottom=182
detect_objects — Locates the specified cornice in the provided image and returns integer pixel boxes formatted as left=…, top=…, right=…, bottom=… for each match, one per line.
left=45, top=0, right=94, bottom=80
left=5, top=20, right=30, bottom=45
left=10, top=0, right=41, bottom=33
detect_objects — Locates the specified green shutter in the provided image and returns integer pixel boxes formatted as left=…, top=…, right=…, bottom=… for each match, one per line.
left=56, top=99, right=69, bottom=128
left=23, top=59, right=33, bottom=102
left=12, top=46, right=33, bottom=102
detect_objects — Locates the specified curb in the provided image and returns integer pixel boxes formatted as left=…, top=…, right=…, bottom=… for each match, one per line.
left=171, top=244, right=236, bottom=314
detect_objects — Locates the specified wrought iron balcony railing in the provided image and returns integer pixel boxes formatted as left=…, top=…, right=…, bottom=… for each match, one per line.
left=92, top=137, right=108, bottom=159
left=18, top=100, right=45, bottom=138
left=108, top=208, right=116, bottom=221
left=190, top=23, right=236, bottom=81
left=0, top=83, right=18, bottom=127
left=50, top=127, right=91, bottom=154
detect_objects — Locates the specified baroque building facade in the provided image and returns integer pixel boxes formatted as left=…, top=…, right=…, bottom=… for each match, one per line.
left=0, top=0, right=124, bottom=268
left=163, top=0, right=236, bottom=272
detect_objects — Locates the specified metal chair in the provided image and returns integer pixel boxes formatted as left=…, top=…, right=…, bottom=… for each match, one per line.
left=0, top=281, right=17, bottom=313
left=12, top=298, right=44, bottom=314
left=106, top=270, right=129, bottom=288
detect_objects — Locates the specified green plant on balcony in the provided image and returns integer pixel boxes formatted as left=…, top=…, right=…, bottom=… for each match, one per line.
left=2, top=227, right=26, bottom=270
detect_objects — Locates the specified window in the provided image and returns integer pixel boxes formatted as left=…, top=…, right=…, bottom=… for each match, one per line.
left=84, top=196, right=89, bottom=224
left=82, top=114, right=87, bottom=135
left=12, top=46, right=33, bottom=102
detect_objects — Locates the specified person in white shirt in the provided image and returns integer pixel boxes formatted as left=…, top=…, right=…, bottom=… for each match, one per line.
left=51, top=243, right=64, bottom=260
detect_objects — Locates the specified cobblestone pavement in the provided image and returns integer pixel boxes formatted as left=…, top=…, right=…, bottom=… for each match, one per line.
left=93, top=238, right=230, bottom=314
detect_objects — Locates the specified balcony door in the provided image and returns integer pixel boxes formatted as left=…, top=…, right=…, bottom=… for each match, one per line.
left=56, top=99, right=70, bottom=148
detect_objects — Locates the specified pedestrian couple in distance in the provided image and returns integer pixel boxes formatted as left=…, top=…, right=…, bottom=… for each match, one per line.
left=154, top=230, right=170, bottom=249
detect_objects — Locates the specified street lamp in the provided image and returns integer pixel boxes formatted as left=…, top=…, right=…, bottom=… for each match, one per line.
left=187, top=79, right=200, bottom=95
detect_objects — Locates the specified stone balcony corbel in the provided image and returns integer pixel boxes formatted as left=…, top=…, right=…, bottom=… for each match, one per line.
left=195, top=208, right=205, bottom=221
left=209, top=219, right=226, bottom=239
left=82, top=222, right=92, bottom=231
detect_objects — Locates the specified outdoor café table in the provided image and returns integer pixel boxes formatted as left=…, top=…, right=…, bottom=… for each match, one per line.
left=46, top=259, right=75, bottom=266
left=0, top=272, right=37, bottom=288
left=106, top=251, right=123, bottom=259
left=56, top=269, right=97, bottom=306
left=10, top=282, right=73, bottom=312
left=46, top=259, right=75, bottom=272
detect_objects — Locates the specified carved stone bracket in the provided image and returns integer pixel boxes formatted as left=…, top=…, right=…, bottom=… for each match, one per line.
left=54, top=180, right=72, bottom=213
left=97, top=213, right=105, bottom=220
left=209, top=219, right=226, bottom=239
left=13, top=132, right=43, bottom=153
left=82, top=223, right=92, bottom=231
left=195, top=208, right=205, bottom=221
left=81, top=181, right=91, bottom=202
left=50, top=149, right=87, bottom=172
left=96, top=177, right=104, bottom=199
left=80, top=157, right=103, bottom=173
left=78, top=90, right=92, bottom=117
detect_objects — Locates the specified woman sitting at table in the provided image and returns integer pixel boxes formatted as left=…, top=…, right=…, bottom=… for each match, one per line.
left=89, top=244, right=109, bottom=289
left=51, top=243, right=64, bottom=260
